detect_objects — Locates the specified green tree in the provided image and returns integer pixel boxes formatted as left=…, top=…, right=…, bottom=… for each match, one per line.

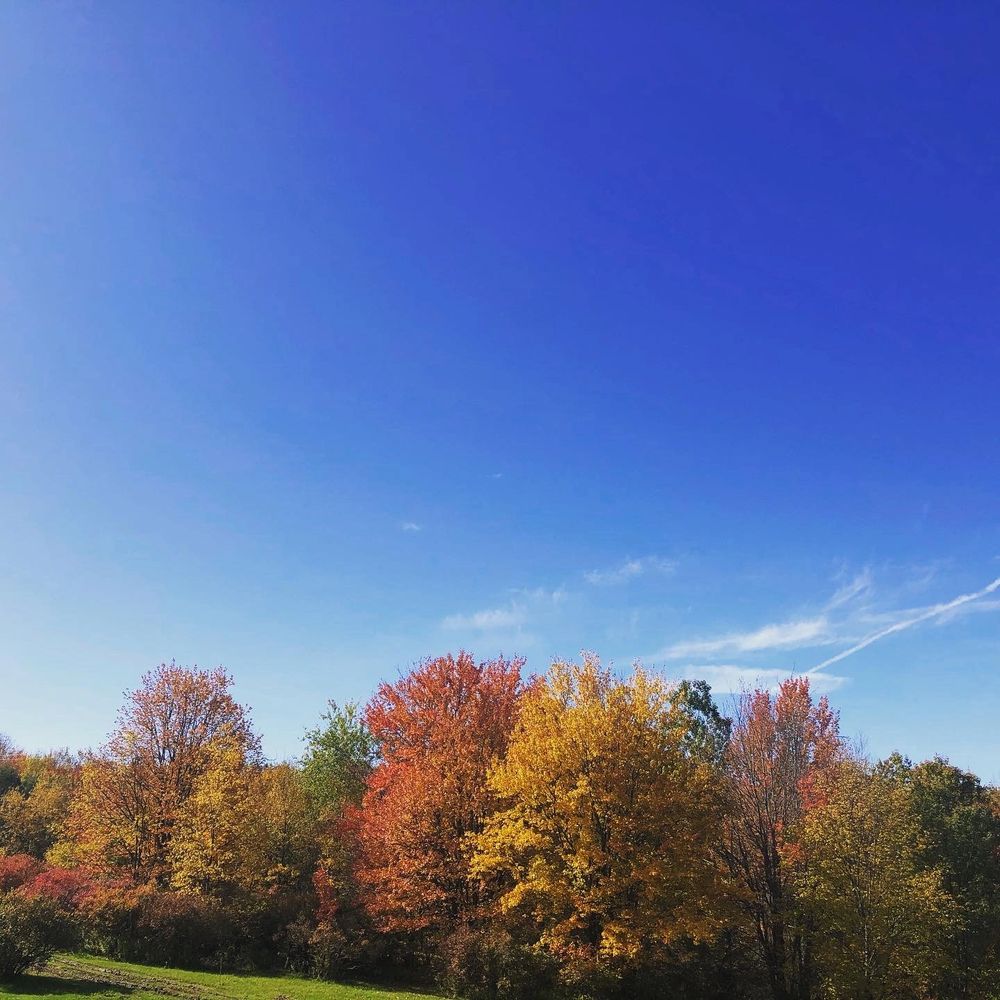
left=906, top=756, right=1000, bottom=998
left=301, top=701, right=376, bottom=820
left=796, top=760, right=955, bottom=1000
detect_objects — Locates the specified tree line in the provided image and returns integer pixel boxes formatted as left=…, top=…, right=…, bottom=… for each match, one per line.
left=1, top=653, right=999, bottom=999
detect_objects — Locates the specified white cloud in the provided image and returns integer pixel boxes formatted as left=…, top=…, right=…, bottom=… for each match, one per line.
left=585, top=556, right=677, bottom=586
left=808, top=575, right=1000, bottom=674
left=659, top=616, right=830, bottom=660
left=400, top=522, right=422, bottom=532
left=441, top=585, right=568, bottom=635
left=824, top=568, right=874, bottom=610
left=442, top=604, right=526, bottom=631
left=671, top=664, right=848, bottom=695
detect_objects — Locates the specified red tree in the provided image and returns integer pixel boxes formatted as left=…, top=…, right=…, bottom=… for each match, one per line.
left=355, top=652, right=527, bottom=935
left=722, top=678, right=841, bottom=1000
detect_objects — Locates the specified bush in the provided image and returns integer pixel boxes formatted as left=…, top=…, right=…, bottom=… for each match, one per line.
left=132, top=891, right=236, bottom=968
left=0, top=892, right=73, bottom=979
left=0, top=854, right=42, bottom=892
left=20, top=866, right=94, bottom=908
left=77, top=883, right=141, bottom=959
left=78, top=886, right=237, bottom=969
left=308, top=921, right=354, bottom=981
left=436, top=925, right=558, bottom=1000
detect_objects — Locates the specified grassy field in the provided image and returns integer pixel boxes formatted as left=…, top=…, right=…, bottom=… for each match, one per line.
left=0, top=954, right=442, bottom=1000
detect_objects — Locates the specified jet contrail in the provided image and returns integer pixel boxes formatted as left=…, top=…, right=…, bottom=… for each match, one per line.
left=808, top=575, right=1000, bottom=674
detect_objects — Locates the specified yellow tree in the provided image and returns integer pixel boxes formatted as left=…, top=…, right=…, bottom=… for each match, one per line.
left=64, top=663, right=258, bottom=884
left=248, top=763, right=318, bottom=892
left=795, top=760, right=955, bottom=1000
left=471, top=656, right=729, bottom=977
left=0, top=755, right=76, bottom=860
left=168, top=733, right=257, bottom=898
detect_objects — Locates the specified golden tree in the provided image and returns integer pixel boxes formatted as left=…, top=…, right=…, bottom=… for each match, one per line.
left=168, top=732, right=257, bottom=897
left=65, top=663, right=259, bottom=884
left=471, top=656, right=729, bottom=973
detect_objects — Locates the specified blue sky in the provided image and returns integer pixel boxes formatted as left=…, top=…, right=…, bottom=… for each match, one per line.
left=2, top=3, right=1000, bottom=775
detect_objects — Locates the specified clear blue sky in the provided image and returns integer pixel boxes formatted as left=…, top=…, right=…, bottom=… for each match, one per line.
left=2, top=3, right=999, bottom=775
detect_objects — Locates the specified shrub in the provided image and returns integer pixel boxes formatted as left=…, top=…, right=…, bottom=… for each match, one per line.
left=133, top=891, right=236, bottom=968
left=436, top=925, right=558, bottom=1000
left=0, top=892, right=73, bottom=979
left=0, top=854, right=42, bottom=892
left=77, top=886, right=237, bottom=969
left=21, top=866, right=94, bottom=908
left=77, top=882, right=141, bottom=959
left=308, top=921, right=355, bottom=980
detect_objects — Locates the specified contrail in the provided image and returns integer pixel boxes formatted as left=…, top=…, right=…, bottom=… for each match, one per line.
left=808, top=575, right=1000, bottom=674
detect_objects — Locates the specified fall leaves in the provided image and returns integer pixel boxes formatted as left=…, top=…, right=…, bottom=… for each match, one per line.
left=4, top=655, right=1000, bottom=999
left=473, top=658, right=728, bottom=966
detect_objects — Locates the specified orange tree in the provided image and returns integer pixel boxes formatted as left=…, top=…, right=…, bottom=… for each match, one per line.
left=355, top=651, right=526, bottom=938
left=720, top=678, right=841, bottom=1000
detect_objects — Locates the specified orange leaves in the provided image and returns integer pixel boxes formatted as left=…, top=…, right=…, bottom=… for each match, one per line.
left=65, top=663, right=259, bottom=886
left=722, top=677, right=844, bottom=1000
left=355, top=652, right=527, bottom=935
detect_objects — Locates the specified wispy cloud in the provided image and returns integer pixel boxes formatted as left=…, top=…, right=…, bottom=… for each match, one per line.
left=442, top=604, right=526, bottom=631
left=659, top=616, right=830, bottom=660
left=824, top=568, right=874, bottom=610
left=441, top=586, right=566, bottom=633
left=671, top=663, right=848, bottom=695
left=808, top=575, right=1000, bottom=674
left=400, top=522, right=422, bottom=532
left=585, top=556, right=677, bottom=586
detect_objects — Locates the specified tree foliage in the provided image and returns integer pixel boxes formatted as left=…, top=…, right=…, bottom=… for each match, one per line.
left=795, top=760, right=955, bottom=1000
left=65, top=663, right=259, bottom=885
left=356, top=651, right=526, bottom=935
left=720, top=678, right=841, bottom=1000
left=11, top=655, right=1000, bottom=998
left=472, top=656, right=730, bottom=981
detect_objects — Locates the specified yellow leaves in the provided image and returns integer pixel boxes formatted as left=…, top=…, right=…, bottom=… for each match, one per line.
left=470, top=656, right=729, bottom=969
left=169, top=748, right=316, bottom=899
left=169, top=736, right=256, bottom=897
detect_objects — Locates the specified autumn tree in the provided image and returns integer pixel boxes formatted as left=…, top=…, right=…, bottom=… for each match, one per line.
left=355, top=651, right=526, bottom=937
left=471, top=656, right=730, bottom=989
left=795, top=759, right=955, bottom=999
left=249, top=763, right=318, bottom=892
left=65, top=663, right=259, bottom=885
left=0, top=753, right=77, bottom=860
left=168, top=733, right=257, bottom=898
left=721, top=678, right=841, bottom=1000
left=905, top=756, right=1000, bottom=998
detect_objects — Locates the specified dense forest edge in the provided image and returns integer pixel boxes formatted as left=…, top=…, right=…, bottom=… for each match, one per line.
left=2, top=654, right=999, bottom=1000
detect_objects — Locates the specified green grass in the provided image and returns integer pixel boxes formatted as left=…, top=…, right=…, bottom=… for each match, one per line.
left=0, top=954, right=443, bottom=1000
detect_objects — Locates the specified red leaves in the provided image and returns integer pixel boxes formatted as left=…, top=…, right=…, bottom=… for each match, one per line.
left=0, top=855, right=95, bottom=908
left=355, top=652, right=527, bottom=934
left=0, top=854, right=43, bottom=892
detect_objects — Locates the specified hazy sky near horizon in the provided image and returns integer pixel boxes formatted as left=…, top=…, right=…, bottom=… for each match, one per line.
left=2, top=3, right=1000, bottom=775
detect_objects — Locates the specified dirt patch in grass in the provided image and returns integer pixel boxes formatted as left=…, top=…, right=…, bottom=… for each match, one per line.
left=42, top=957, right=227, bottom=999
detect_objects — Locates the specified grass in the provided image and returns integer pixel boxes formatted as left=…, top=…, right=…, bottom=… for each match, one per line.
left=0, top=954, right=443, bottom=1000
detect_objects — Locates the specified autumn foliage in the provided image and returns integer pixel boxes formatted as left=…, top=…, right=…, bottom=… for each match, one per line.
left=472, top=657, right=728, bottom=973
left=356, top=652, right=526, bottom=935
left=2, top=656, right=1000, bottom=999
